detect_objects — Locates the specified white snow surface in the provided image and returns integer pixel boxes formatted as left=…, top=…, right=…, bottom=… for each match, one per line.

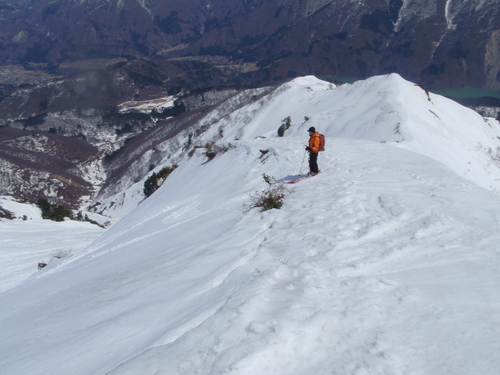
left=0, top=196, right=105, bottom=294
left=1, top=74, right=500, bottom=374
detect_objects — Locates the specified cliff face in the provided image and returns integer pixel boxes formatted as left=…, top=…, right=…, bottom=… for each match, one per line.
left=0, top=0, right=499, bottom=89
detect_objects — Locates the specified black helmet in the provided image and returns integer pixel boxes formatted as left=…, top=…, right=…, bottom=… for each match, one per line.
left=308, top=127, right=316, bottom=133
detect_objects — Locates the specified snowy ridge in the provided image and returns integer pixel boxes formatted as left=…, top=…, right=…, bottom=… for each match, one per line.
left=192, top=74, right=500, bottom=192
left=1, top=74, right=500, bottom=374
left=99, top=74, right=500, bottom=219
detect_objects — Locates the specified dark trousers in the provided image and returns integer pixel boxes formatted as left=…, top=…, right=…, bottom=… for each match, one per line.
left=309, top=152, right=319, bottom=173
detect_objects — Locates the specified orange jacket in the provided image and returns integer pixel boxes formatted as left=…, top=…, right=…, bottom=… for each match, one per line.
left=308, top=132, right=321, bottom=153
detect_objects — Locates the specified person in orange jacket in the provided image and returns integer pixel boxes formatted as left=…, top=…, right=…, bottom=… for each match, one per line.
left=306, top=126, right=320, bottom=176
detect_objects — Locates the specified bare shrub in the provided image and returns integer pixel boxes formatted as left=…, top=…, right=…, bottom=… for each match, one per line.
left=245, top=174, right=290, bottom=212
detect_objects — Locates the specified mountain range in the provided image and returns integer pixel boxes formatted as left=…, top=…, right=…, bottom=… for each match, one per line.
left=1, top=0, right=499, bottom=90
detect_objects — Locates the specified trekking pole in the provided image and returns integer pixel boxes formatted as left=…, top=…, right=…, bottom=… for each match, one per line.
left=299, top=148, right=307, bottom=175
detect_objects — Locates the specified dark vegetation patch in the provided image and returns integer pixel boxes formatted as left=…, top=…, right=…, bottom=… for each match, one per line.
left=15, top=114, right=47, bottom=126
left=393, top=42, right=414, bottom=58
left=449, top=42, right=468, bottom=59
left=143, top=165, right=178, bottom=197
left=155, top=15, right=183, bottom=35
left=240, top=34, right=266, bottom=48
left=36, top=198, right=72, bottom=221
left=388, top=0, right=403, bottom=23
left=129, top=31, right=150, bottom=56
left=273, top=6, right=283, bottom=18
left=115, top=123, right=134, bottom=136
left=334, top=32, right=348, bottom=40
left=42, top=1, right=61, bottom=21
left=102, top=109, right=151, bottom=124
left=356, top=59, right=368, bottom=78
left=204, top=17, right=220, bottom=32
left=127, top=71, right=164, bottom=86
left=0, top=206, right=14, bottom=219
left=23, top=43, right=52, bottom=63
left=355, top=40, right=384, bottom=55
left=360, top=10, right=394, bottom=36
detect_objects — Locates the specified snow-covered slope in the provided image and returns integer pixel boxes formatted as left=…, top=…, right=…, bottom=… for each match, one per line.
left=200, top=74, right=500, bottom=192
left=0, top=196, right=105, bottom=293
left=100, top=74, right=500, bottom=219
left=1, top=74, right=500, bottom=374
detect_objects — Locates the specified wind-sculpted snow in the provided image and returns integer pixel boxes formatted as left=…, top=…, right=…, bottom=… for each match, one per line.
left=1, top=74, right=500, bottom=374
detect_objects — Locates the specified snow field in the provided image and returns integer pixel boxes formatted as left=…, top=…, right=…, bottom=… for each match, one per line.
left=102, top=138, right=500, bottom=375
left=0, top=197, right=105, bottom=293
left=1, top=74, right=500, bottom=374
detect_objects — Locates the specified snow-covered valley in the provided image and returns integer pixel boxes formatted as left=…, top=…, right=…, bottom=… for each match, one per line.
left=1, top=74, right=500, bottom=374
